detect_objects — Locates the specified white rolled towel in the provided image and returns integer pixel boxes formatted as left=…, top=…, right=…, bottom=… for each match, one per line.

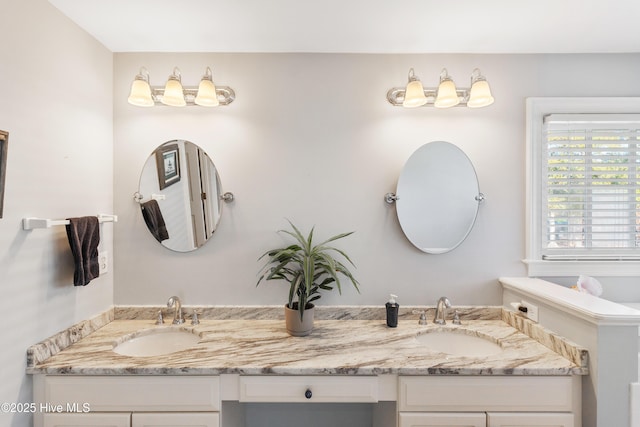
left=575, top=275, right=603, bottom=297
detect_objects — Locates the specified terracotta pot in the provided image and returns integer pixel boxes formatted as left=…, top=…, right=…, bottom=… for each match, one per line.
left=284, top=303, right=315, bottom=336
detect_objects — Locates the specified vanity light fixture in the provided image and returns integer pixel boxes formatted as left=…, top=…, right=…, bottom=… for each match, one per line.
left=467, top=68, right=495, bottom=108
left=402, top=68, right=428, bottom=108
left=194, top=67, right=219, bottom=107
left=127, top=66, right=235, bottom=107
left=434, top=69, right=460, bottom=108
left=387, top=68, right=494, bottom=109
left=127, top=67, right=154, bottom=107
left=161, top=67, right=186, bottom=107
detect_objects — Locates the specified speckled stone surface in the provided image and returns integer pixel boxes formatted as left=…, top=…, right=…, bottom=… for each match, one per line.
left=27, top=306, right=588, bottom=377
left=113, top=305, right=502, bottom=321
left=26, top=308, right=114, bottom=368
left=502, top=309, right=588, bottom=369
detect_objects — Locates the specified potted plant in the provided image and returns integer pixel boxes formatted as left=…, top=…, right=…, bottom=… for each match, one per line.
left=257, top=220, right=360, bottom=336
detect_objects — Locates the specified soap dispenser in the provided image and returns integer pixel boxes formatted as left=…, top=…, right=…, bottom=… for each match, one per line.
left=386, top=294, right=399, bottom=328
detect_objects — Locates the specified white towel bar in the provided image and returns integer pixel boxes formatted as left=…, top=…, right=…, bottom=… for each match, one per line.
left=22, top=214, right=118, bottom=230
left=133, top=191, right=166, bottom=203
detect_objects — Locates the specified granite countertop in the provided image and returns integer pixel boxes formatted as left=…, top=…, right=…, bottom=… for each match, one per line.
left=27, top=307, right=588, bottom=376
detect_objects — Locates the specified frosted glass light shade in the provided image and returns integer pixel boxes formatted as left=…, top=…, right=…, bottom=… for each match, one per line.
left=162, top=78, right=186, bottom=107
left=195, top=78, right=219, bottom=107
left=403, top=80, right=428, bottom=108
left=128, top=78, right=153, bottom=107
left=467, top=79, right=494, bottom=108
left=434, top=79, right=459, bottom=108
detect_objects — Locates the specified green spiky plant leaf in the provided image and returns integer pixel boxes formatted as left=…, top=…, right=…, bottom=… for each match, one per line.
left=257, top=220, right=360, bottom=320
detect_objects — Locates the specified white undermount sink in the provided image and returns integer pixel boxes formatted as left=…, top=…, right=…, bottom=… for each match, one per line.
left=113, top=328, right=201, bottom=357
left=414, top=330, right=503, bottom=357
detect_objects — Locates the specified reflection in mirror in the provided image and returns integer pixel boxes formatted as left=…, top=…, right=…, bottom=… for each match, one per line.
left=138, top=140, right=223, bottom=252
left=0, top=130, right=8, bottom=219
left=395, top=141, right=482, bottom=254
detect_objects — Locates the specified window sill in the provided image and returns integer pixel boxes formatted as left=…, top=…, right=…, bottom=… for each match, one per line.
left=523, top=259, right=640, bottom=277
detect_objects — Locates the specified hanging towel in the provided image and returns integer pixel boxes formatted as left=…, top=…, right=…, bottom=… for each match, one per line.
left=65, top=216, right=100, bottom=287
left=141, top=199, right=169, bottom=242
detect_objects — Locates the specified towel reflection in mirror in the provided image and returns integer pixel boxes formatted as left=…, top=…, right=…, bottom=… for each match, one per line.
left=141, top=199, right=169, bottom=242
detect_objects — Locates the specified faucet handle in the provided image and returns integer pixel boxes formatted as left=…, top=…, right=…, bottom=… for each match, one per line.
left=452, top=310, right=461, bottom=325
left=155, top=310, right=164, bottom=325
left=191, top=311, right=200, bottom=325
left=412, top=309, right=428, bottom=325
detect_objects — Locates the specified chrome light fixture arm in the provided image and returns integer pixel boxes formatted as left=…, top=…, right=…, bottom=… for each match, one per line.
left=149, top=85, right=235, bottom=106
left=387, top=86, right=470, bottom=107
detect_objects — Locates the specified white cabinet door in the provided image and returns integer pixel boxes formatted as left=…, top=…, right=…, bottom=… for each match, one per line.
left=399, top=377, right=576, bottom=412
left=399, top=412, right=486, bottom=427
left=487, top=412, right=574, bottom=427
left=131, top=412, right=219, bottom=427
left=43, top=412, right=130, bottom=427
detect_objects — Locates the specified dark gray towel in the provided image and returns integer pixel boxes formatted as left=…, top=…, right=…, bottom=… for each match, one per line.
left=141, top=199, right=169, bottom=242
left=65, top=216, right=100, bottom=286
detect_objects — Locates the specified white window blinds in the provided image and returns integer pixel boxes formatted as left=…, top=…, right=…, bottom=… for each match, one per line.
left=542, top=113, right=640, bottom=260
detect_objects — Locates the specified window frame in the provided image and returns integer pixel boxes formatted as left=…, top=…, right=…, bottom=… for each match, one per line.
left=525, top=97, right=640, bottom=277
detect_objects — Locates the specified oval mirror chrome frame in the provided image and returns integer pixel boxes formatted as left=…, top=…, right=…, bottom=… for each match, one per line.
left=390, top=141, right=483, bottom=254
left=137, top=140, right=229, bottom=252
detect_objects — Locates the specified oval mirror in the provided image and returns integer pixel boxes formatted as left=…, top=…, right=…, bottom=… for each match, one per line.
left=395, top=141, right=482, bottom=254
left=138, top=140, right=225, bottom=252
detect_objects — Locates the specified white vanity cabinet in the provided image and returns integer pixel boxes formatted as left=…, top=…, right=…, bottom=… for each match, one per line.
left=399, top=412, right=574, bottom=427
left=33, top=374, right=581, bottom=427
left=486, top=413, right=574, bottom=427
left=34, top=376, right=220, bottom=427
left=399, top=412, right=486, bottom=427
left=43, top=413, right=131, bottom=427
left=131, top=413, right=219, bottom=427
left=398, top=376, right=580, bottom=427
left=43, top=413, right=219, bottom=427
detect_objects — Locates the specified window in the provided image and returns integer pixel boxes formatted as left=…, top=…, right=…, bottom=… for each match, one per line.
left=543, top=114, right=640, bottom=258
left=525, top=98, right=640, bottom=276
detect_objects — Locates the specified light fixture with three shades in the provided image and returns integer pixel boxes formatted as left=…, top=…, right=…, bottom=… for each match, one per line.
left=128, top=66, right=235, bottom=107
left=387, top=68, right=494, bottom=109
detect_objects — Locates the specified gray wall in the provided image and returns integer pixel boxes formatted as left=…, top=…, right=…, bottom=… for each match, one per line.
left=0, top=1, right=113, bottom=426
left=1, top=5, right=640, bottom=426
left=114, top=52, right=640, bottom=307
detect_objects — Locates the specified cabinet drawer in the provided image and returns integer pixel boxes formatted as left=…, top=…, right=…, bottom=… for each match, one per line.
left=239, top=376, right=379, bottom=403
left=399, top=376, right=577, bottom=412
left=132, top=412, right=219, bottom=427
left=44, top=376, right=220, bottom=411
left=399, top=412, right=486, bottom=427
left=43, top=412, right=130, bottom=427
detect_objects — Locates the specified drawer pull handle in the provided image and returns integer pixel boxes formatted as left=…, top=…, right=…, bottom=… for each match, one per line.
left=305, top=389, right=312, bottom=399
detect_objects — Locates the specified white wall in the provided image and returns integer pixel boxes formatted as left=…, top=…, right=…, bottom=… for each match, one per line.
left=113, top=52, right=640, bottom=308
left=0, top=2, right=113, bottom=426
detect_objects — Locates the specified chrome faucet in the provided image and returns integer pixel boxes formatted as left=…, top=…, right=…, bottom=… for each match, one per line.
left=167, top=296, right=184, bottom=325
left=434, top=296, right=452, bottom=325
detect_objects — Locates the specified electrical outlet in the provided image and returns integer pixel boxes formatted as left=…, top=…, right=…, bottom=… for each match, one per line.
left=98, top=250, right=109, bottom=275
left=521, top=299, right=539, bottom=322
